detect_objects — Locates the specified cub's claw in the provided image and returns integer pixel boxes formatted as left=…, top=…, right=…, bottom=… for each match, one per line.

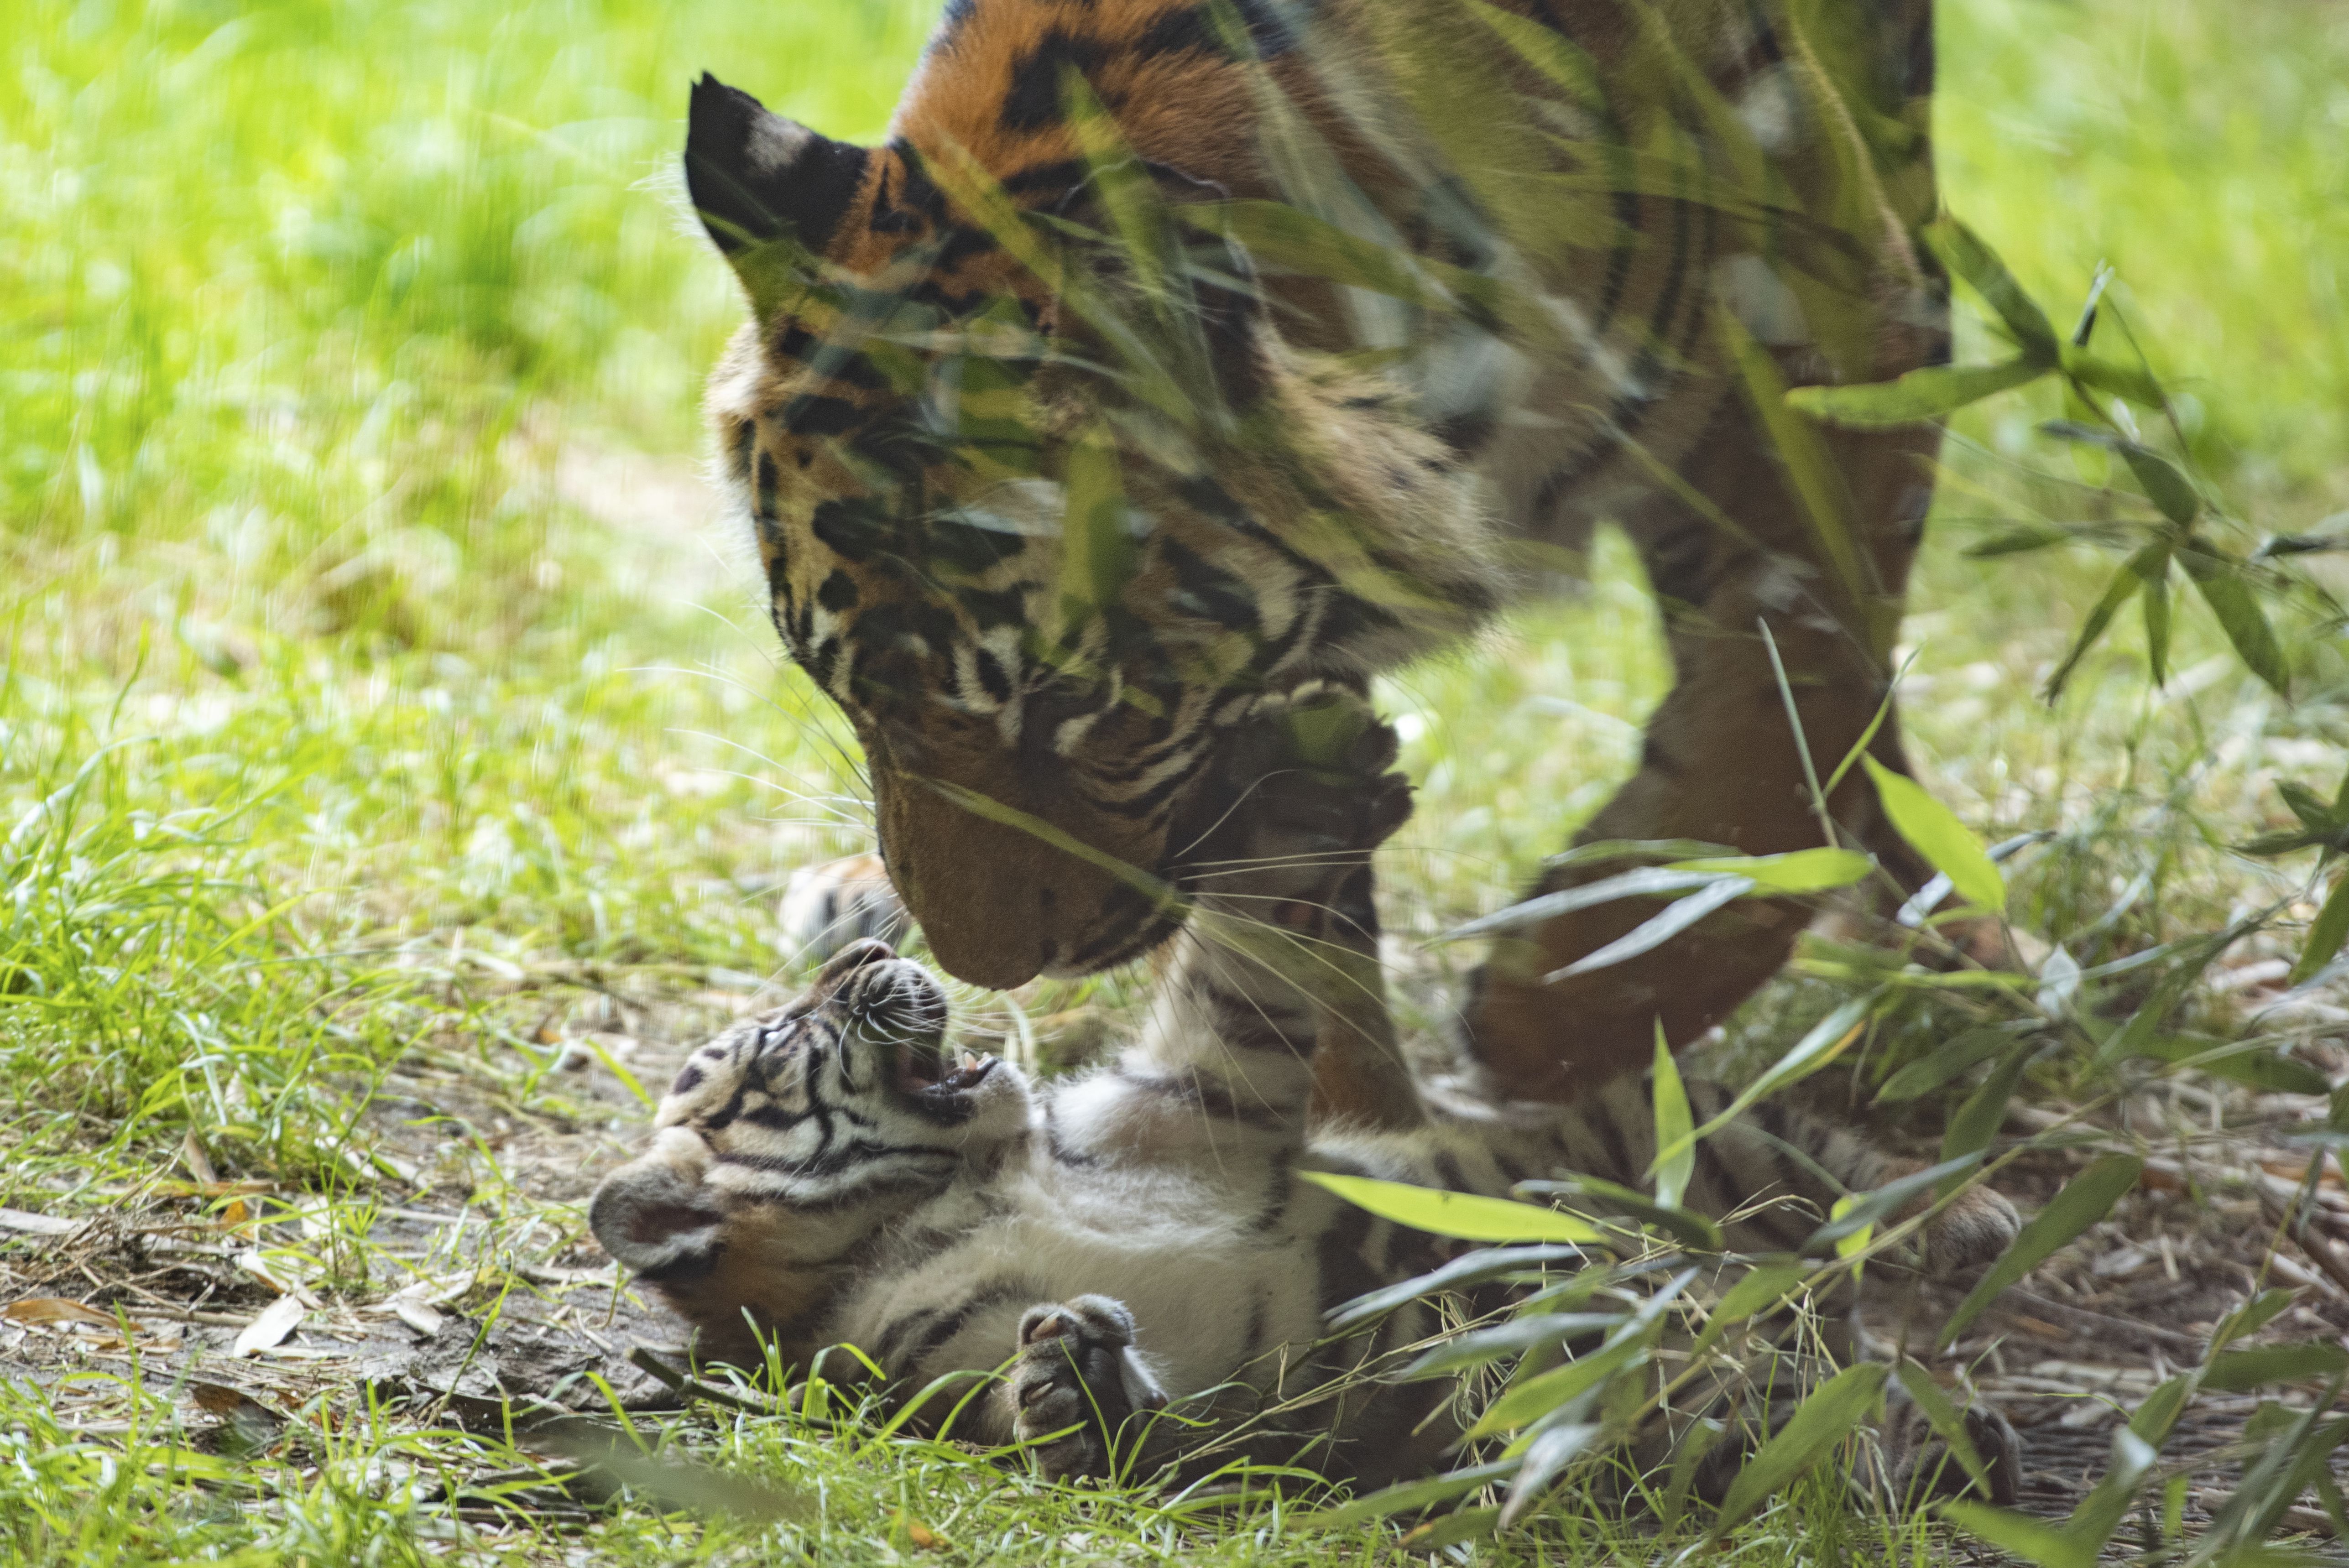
left=1006, top=1296, right=1169, bottom=1482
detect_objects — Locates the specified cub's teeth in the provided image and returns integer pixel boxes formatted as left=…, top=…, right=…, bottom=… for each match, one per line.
left=960, top=1052, right=981, bottom=1072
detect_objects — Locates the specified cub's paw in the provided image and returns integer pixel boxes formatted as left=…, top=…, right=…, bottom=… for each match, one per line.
left=1885, top=1389, right=2023, bottom=1506
left=779, top=853, right=909, bottom=967
left=1923, top=1184, right=2021, bottom=1273
left=1006, top=1296, right=1169, bottom=1483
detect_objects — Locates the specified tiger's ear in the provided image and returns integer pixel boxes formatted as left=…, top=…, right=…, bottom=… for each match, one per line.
left=685, top=74, right=870, bottom=260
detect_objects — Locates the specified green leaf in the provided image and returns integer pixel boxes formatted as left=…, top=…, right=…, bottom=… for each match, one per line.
left=1324, top=1245, right=1588, bottom=1334
left=2130, top=1036, right=2331, bottom=1097
left=1649, top=995, right=1876, bottom=1178
left=2211, top=1287, right=2301, bottom=1355
left=1497, top=1421, right=1603, bottom=1528
left=1863, top=755, right=2005, bottom=912
left=1876, top=1025, right=2027, bottom=1103
left=1651, top=1024, right=1694, bottom=1211
left=1925, top=218, right=2058, bottom=359
left=1942, top=1500, right=2094, bottom=1568
left=2294, top=872, right=2349, bottom=986
left=2119, top=447, right=2203, bottom=528
left=1711, top=1363, right=1890, bottom=1532
left=1516, top=1177, right=1725, bottom=1252
left=2041, top=556, right=2145, bottom=700
left=2202, top=1343, right=2349, bottom=1393
left=1665, top=848, right=1874, bottom=894
left=1467, top=1270, right=1694, bottom=1438
left=1465, top=1330, right=1646, bottom=1439
left=1300, top=1172, right=1601, bottom=1245
left=1444, top=865, right=1725, bottom=941
left=1965, top=522, right=2078, bottom=558
left=1894, top=1362, right=1994, bottom=1498
left=1687, top=1260, right=1810, bottom=1358
left=1803, top=1154, right=1987, bottom=1254
left=2138, top=547, right=2172, bottom=686
left=1940, top=1043, right=2036, bottom=1170
left=1784, top=357, right=2046, bottom=428
left=2059, top=345, right=2166, bottom=406
left=1293, top=1459, right=1521, bottom=1530
left=1940, top=1156, right=2145, bottom=1348
left=2181, top=548, right=2289, bottom=694
left=1541, top=877, right=1752, bottom=980
left=2129, top=1374, right=2194, bottom=1448
left=1395, top=1313, right=1627, bottom=1381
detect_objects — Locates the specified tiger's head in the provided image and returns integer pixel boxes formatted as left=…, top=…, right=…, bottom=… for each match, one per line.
left=589, top=940, right=1029, bottom=1357
left=682, top=50, right=1504, bottom=989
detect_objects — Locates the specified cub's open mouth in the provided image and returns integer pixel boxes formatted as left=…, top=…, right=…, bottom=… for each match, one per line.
left=893, top=1038, right=998, bottom=1102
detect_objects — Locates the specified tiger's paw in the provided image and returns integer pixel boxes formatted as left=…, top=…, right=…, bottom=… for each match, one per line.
left=1006, top=1296, right=1169, bottom=1483
left=1184, top=682, right=1412, bottom=909
left=1884, top=1386, right=2024, bottom=1506
left=778, top=853, right=909, bottom=967
left=1922, top=1183, right=2020, bottom=1273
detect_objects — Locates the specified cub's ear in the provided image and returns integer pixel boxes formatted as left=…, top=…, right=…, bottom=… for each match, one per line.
left=686, top=73, right=870, bottom=259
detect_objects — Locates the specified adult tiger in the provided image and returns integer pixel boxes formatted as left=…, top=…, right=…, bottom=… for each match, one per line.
left=685, top=0, right=1952, bottom=1103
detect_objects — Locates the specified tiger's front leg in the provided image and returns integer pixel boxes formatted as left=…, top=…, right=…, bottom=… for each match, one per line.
left=1170, top=683, right=1422, bottom=1131
left=1467, top=393, right=1946, bottom=1099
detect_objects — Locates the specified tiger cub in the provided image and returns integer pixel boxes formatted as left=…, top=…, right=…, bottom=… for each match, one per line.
left=591, top=726, right=2019, bottom=1491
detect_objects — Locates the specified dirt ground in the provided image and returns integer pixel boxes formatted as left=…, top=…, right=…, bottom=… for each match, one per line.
left=6, top=964, right=2348, bottom=1543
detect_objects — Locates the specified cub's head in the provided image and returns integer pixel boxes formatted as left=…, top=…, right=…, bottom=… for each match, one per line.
left=683, top=61, right=1495, bottom=990
left=589, top=941, right=1030, bottom=1359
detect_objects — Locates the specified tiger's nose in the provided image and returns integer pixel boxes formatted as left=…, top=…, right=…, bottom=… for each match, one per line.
left=817, top=938, right=896, bottom=987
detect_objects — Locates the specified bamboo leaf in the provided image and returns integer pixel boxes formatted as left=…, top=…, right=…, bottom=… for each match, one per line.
left=1940, top=1043, right=2036, bottom=1169
left=1863, top=755, right=2005, bottom=912
left=1941, top=1501, right=2094, bottom=1568
left=2138, top=547, right=2172, bottom=685
left=1651, top=1024, right=1694, bottom=1211
left=1497, top=1421, right=1603, bottom=1529
left=2294, top=871, right=2349, bottom=986
left=1925, top=218, right=2057, bottom=359
left=1650, top=995, right=1876, bottom=1177
left=1293, top=1460, right=1521, bottom=1530
left=1687, top=1260, right=1809, bottom=1359
left=2181, top=547, right=2290, bottom=694
left=1444, top=866, right=1724, bottom=942
left=2119, top=447, right=2203, bottom=527
left=1395, top=1314, right=1626, bottom=1382
left=1325, top=1245, right=1587, bottom=1334
left=1940, top=1156, right=2145, bottom=1348
left=1964, top=522, right=2077, bottom=558
left=1541, top=877, right=1753, bottom=980
left=1665, top=848, right=1874, bottom=894
left=1712, top=1363, right=1890, bottom=1532
left=2059, top=345, right=2166, bottom=407
left=1784, top=357, right=2046, bottom=428
left=1876, top=1025, right=2028, bottom=1103
left=2202, top=1343, right=2349, bottom=1393
left=1464, top=1332, right=1645, bottom=1439
left=2041, top=556, right=2144, bottom=700
left=1300, top=1172, right=1600, bottom=1244
left=1893, top=1362, right=1994, bottom=1498
left=1803, top=1154, right=1987, bottom=1253
left=1494, top=1417, right=1607, bottom=1530
left=1517, top=1177, right=1724, bottom=1252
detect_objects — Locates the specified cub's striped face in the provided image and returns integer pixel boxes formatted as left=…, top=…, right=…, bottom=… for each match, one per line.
left=589, top=942, right=1033, bottom=1318
left=684, top=71, right=1365, bottom=990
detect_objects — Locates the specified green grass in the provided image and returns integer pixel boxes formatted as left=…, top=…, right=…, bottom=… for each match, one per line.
left=5, top=0, right=2349, bottom=1561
